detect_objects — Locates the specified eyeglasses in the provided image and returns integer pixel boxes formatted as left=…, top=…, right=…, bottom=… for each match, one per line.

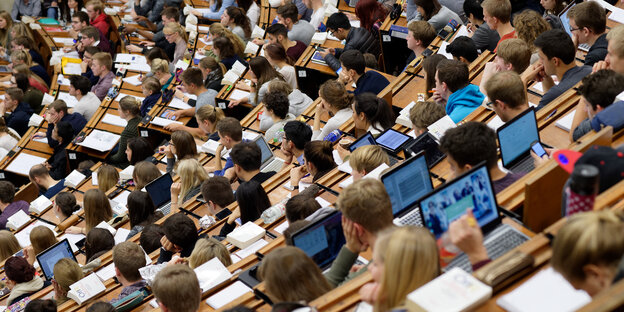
left=569, top=27, right=581, bottom=32
left=486, top=101, right=494, bottom=108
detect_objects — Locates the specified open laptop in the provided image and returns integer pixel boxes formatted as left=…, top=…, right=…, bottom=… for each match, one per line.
left=417, top=162, right=529, bottom=272
left=559, top=2, right=590, bottom=52
left=291, top=210, right=346, bottom=271
left=348, top=132, right=400, bottom=165
left=37, top=239, right=78, bottom=280
left=145, top=172, right=173, bottom=215
left=381, top=152, right=433, bottom=227
left=497, top=107, right=540, bottom=174
left=254, top=136, right=285, bottom=173
left=403, top=132, right=446, bottom=168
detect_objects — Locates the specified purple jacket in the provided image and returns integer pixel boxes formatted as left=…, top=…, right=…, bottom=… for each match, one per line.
left=91, top=71, right=115, bottom=101
left=0, top=201, right=30, bottom=230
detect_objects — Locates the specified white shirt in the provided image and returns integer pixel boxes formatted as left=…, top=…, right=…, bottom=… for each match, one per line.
left=278, top=65, right=298, bottom=89
left=309, top=7, right=326, bottom=30
left=247, top=1, right=260, bottom=26
left=312, top=107, right=352, bottom=141
left=73, top=92, right=101, bottom=121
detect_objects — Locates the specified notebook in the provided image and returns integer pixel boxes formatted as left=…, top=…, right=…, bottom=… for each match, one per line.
left=254, top=135, right=284, bottom=173
left=381, top=152, right=433, bottom=226
left=403, top=132, right=446, bottom=168
left=291, top=210, right=346, bottom=270
left=37, top=239, right=78, bottom=280
left=144, top=172, right=173, bottom=214
left=497, top=108, right=540, bottom=174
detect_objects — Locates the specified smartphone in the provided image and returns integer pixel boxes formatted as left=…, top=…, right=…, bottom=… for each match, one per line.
left=215, top=208, right=232, bottom=220
left=531, top=141, right=547, bottom=158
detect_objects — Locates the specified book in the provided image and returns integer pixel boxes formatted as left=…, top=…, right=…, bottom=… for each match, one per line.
left=28, top=114, right=44, bottom=127
left=244, top=41, right=260, bottom=55
left=396, top=101, right=416, bottom=128
left=67, top=273, right=107, bottom=305
left=168, top=98, right=192, bottom=110
left=64, top=170, right=87, bottom=188
left=201, top=140, right=228, bottom=157
left=406, top=267, right=492, bottom=312
left=101, top=113, right=128, bottom=127
left=222, top=70, right=241, bottom=85
left=5, top=153, right=47, bottom=176
left=227, top=221, right=266, bottom=249
left=555, top=110, right=576, bottom=132
left=95, top=221, right=117, bottom=236
left=30, top=195, right=53, bottom=215
left=119, top=165, right=134, bottom=181
left=6, top=210, right=31, bottom=231
left=77, top=130, right=121, bottom=152
left=251, top=25, right=265, bottom=39
left=427, top=115, right=456, bottom=141
left=151, top=117, right=183, bottom=127
left=231, top=61, right=247, bottom=77
left=311, top=32, right=328, bottom=45
left=194, top=258, right=233, bottom=293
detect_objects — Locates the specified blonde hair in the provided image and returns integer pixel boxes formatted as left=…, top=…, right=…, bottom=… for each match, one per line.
left=259, top=246, right=332, bottom=303
left=133, top=161, right=161, bottom=190
left=349, top=145, right=389, bottom=174
left=195, top=105, right=225, bottom=125
left=163, top=22, right=188, bottom=42
left=337, top=179, right=393, bottom=234
left=151, top=58, right=170, bottom=75
left=513, top=10, right=551, bottom=53
left=551, top=210, right=624, bottom=285
left=177, top=158, right=208, bottom=203
left=0, top=11, right=14, bottom=47
left=53, top=258, right=83, bottom=304
left=85, top=0, right=104, bottom=13
left=119, top=95, right=141, bottom=116
left=188, top=238, right=232, bottom=269
left=607, top=25, right=624, bottom=58
left=30, top=226, right=58, bottom=256
left=481, top=0, right=511, bottom=23
left=320, top=79, right=353, bottom=110
left=11, top=23, right=35, bottom=44
left=496, top=39, right=532, bottom=73
left=374, top=226, right=440, bottom=312
left=97, top=164, right=119, bottom=192
left=0, top=230, right=20, bottom=262
left=209, top=23, right=246, bottom=58
left=199, top=56, right=227, bottom=75
left=84, top=189, right=113, bottom=232
left=11, top=49, right=33, bottom=67
left=152, top=265, right=201, bottom=312
left=268, top=80, right=293, bottom=95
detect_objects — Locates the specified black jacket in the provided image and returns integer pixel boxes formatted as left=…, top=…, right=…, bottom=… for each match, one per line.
left=584, top=33, right=608, bottom=67
left=324, top=27, right=381, bottom=71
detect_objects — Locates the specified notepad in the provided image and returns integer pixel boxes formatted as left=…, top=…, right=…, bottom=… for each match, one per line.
left=427, top=115, right=456, bottom=141
left=205, top=281, right=252, bottom=309
left=6, top=153, right=47, bottom=176
left=194, top=258, right=233, bottom=293
left=77, top=130, right=121, bottom=152
left=122, top=75, right=142, bottom=86
left=229, top=89, right=250, bottom=101
left=555, top=110, right=576, bottom=132
left=96, top=221, right=117, bottom=235
left=496, top=267, right=591, bottom=312
left=273, top=220, right=289, bottom=234
left=102, top=113, right=128, bottom=127
left=235, top=238, right=268, bottom=259
left=30, top=195, right=53, bottom=215
left=68, top=273, right=107, bottom=305
left=151, top=117, right=183, bottom=127
left=168, top=98, right=192, bottom=110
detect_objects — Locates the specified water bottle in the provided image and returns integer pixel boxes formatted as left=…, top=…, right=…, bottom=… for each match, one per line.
left=323, top=130, right=342, bottom=143
left=261, top=199, right=288, bottom=224
left=565, top=164, right=599, bottom=216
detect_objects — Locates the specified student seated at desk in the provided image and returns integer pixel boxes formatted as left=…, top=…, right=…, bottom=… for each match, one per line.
left=126, top=138, right=156, bottom=167
left=513, top=11, right=552, bottom=65
left=567, top=1, right=607, bottom=67
left=0, top=181, right=29, bottom=230
left=463, top=0, right=499, bottom=52
left=193, top=105, right=225, bottom=142
left=157, top=213, right=199, bottom=263
left=66, top=189, right=113, bottom=235
left=230, top=141, right=277, bottom=183
left=339, top=50, right=390, bottom=96
left=12, top=73, right=43, bottom=113
left=352, top=93, right=395, bottom=136
left=349, top=145, right=390, bottom=181
left=85, top=0, right=110, bottom=37
left=230, top=57, right=285, bottom=108
left=108, top=97, right=142, bottom=168
left=33, top=100, right=87, bottom=149
left=8, top=49, right=50, bottom=90
left=198, top=56, right=226, bottom=92
left=523, top=30, right=592, bottom=110
left=124, top=7, right=179, bottom=58
left=209, top=118, right=245, bottom=178
left=46, top=121, right=74, bottom=180
left=186, top=237, right=232, bottom=268
left=4, top=256, right=49, bottom=306
left=0, top=118, right=20, bottom=160
left=126, top=191, right=161, bottom=240
left=265, top=23, right=308, bottom=62
left=0, top=230, right=20, bottom=262
left=360, top=226, right=439, bottom=310
left=1, top=87, right=33, bottom=136
left=409, top=100, right=446, bottom=137
left=281, top=120, right=312, bottom=168
left=0, top=11, right=11, bottom=49
left=404, top=21, right=436, bottom=70
left=167, top=68, right=218, bottom=133
left=84, top=227, right=115, bottom=264
left=434, top=59, right=484, bottom=123
left=51, top=192, right=81, bottom=223
left=324, top=179, right=393, bottom=287
left=139, top=77, right=162, bottom=117
left=312, top=80, right=353, bottom=141
left=205, top=23, right=247, bottom=61
left=159, top=130, right=198, bottom=173
left=265, top=43, right=298, bottom=89
left=213, top=37, right=248, bottom=71
left=440, top=122, right=524, bottom=193
left=222, top=7, right=252, bottom=43
left=52, top=258, right=84, bottom=305
left=5, top=34, right=44, bottom=70
left=290, top=141, right=336, bottom=189
left=483, top=71, right=530, bottom=122
left=148, top=58, right=174, bottom=91
left=481, top=0, right=515, bottom=52
left=219, top=180, right=271, bottom=236
left=406, top=0, right=462, bottom=33
left=571, top=70, right=624, bottom=141
left=260, top=246, right=332, bottom=304
left=78, top=26, right=111, bottom=58
left=446, top=36, right=479, bottom=65
left=90, top=52, right=115, bottom=101
left=29, top=164, right=66, bottom=199
left=139, top=224, right=164, bottom=254
left=593, top=26, right=624, bottom=75
left=110, top=242, right=148, bottom=305
left=152, top=265, right=201, bottom=312
left=270, top=80, right=313, bottom=117
left=69, top=75, right=100, bottom=121
left=81, top=46, right=102, bottom=87
left=169, top=158, right=207, bottom=213
left=479, top=39, right=531, bottom=95
left=132, top=161, right=161, bottom=190
left=276, top=3, right=315, bottom=46
left=163, top=22, right=188, bottom=67
left=320, top=13, right=381, bottom=72
left=285, top=193, right=322, bottom=223
left=200, top=176, right=235, bottom=216
left=261, top=91, right=295, bottom=143
left=23, top=226, right=57, bottom=265
left=10, top=0, right=40, bottom=21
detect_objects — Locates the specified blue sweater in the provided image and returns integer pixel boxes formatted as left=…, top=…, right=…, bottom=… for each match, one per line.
left=446, top=84, right=484, bottom=123
left=141, top=92, right=162, bottom=116
left=202, top=0, right=236, bottom=19
left=354, top=71, right=390, bottom=95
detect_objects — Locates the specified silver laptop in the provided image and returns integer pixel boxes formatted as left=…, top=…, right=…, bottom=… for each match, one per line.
left=254, top=136, right=285, bottom=173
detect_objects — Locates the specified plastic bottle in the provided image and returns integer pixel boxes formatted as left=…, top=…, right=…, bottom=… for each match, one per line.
left=323, top=130, right=342, bottom=143
left=261, top=199, right=288, bottom=224
left=565, top=164, right=599, bottom=216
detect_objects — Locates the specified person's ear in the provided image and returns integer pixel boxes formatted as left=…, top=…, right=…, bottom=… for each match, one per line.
left=158, top=302, right=169, bottom=312
left=459, top=56, right=469, bottom=64
left=463, top=163, right=472, bottom=171
left=115, top=266, right=121, bottom=278
left=442, top=81, right=449, bottom=92
left=494, top=99, right=506, bottom=110
left=415, top=39, right=422, bottom=47
left=357, top=111, right=366, bottom=121
left=596, top=104, right=604, bottom=112
left=582, top=264, right=611, bottom=294
left=172, top=243, right=183, bottom=252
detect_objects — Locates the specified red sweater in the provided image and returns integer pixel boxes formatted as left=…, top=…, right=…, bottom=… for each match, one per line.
left=91, top=13, right=110, bottom=38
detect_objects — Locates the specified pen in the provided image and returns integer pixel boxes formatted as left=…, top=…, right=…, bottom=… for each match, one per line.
left=545, top=109, right=557, bottom=121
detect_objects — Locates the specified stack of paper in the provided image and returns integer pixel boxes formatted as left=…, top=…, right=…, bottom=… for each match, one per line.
left=555, top=110, right=576, bottom=132
left=6, top=210, right=31, bottom=231
left=427, top=115, right=456, bottom=141
left=101, top=113, right=128, bottom=127
left=53, top=37, right=75, bottom=46
left=6, top=153, right=47, bottom=175
left=227, top=222, right=266, bottom=249
left=29, top=114, right=44, bottom=127
left=64, top=170, right=87, bottom=188
left=77, top=130, right=121, bottom=152
left=122, top=75, right=142, bottom=86
left=194, top=258, right=233, bottom=293
left=30, top=195, right=53, bottom=215
left=311, top=32, right=328, bottom=45
left=151, top=117, right=183, bottom=127
left=67, top=274, right=107, bottom=305
left=205, top=281, right=252, bottom=309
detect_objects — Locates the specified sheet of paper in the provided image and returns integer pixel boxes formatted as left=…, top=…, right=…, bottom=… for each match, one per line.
left=115, top=93, right=145, bottom=103
left=78, top=130, right=121, bottom=152
left=6, top=153, right=47, bottom=175
left=487, top=115, right=504, bottom=131
left=194, top=258, right=233, bottom=293
left=315, top=197, right=332, bottom=208
left=608, top=7, right=624, bottom=24
left=205, top=281, right=252, bottom=309
left=102, top=113, right=128, bottom=127
left=453, top=25, right=470, bottom=40
left=497, top=267, right=591, bottom=312
left=57, top=92, right=77, bottom=107
left=63, top=63, right=82, bottom=75
left=33, top=136, right=48, bottom=144
left=115, top=53, right=147, bottom=64
left=58, top=233, right=86, bottom=252
left=95, top=263, right=116, bottom=282
left=114, top=228, right=131, bottom=245
left=168, top=98, right=192, bottom=110
left=437, top=41, right=453, bottom=59
left=273, top=220, right=289, bottom=234
left=151, top=117, right=183, bottom=127
left=337, top=159, right=352, bottom=174
left=118, top=62, right=151, bottom=72
left=53, top=37, right=75, bottom=45
left=234, top=239, right=268, bottom=259
left=122, top=75, right=142, bottom=86
left=555, top=110, right=576, bottom=132
left=229, top=89, right=250, bottom=101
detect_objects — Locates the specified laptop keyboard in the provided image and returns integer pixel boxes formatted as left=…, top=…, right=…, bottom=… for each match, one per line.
left=510, top=157, right=535, bottom=174
left=388, top=156, right=399, bottom=166
left=394, top=208, right=423, bottom=227
left=157, top=202, right=172, bottom=215
left=262, top=158, right=284, bottom=173
left=446, top=224, right=529, bottom=272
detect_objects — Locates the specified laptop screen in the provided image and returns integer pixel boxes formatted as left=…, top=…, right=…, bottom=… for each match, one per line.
left=418, top=164, right=499, bottom=239
left=405, top=132, right=446, bottom=168
left=145, top=172, right=172, bottom=207
left=381, top=153, right=433, bottom=216
left=375, top=129, right=412, bottom=152
left=559, top=2, right=577, bottom=38
left=349, top=132, right=376, bottom=152
left=498, top=109, right=539, bottom=166
left=292, top=211, right=345, bottom=269
left=255, top=136, right=274, bottom=165
left=36, top=239, right=77, bottom=280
